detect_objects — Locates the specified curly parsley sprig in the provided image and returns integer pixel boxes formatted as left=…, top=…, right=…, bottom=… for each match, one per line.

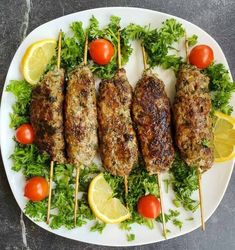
left=123, top=18, right=185, bottom=71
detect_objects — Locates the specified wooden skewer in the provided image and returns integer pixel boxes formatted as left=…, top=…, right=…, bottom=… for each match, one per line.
left=117, top=30, right=122, bottom=69
left=46, top=161, right=54, bottom=224
left=117, top=29, right=129, bottom=204
left=141, top=45, right=167, bottom=238
left=84, top=34, right=88, bottom=65
left=117, top=29, right=128, bottom=201
left=74, top=165, right=80, bottom=226
left=124, top=175, right=128, bottom=205
left=185, top=33, right=189, bottom=64
left=46, top=30, right=62, bottom=225
left=141, top=44, right=147, bottom=70
left=57, top=30, right=62, bottom=69
left=184, top=35, right=205, bottom=231
left=198, top=170, right=205, bottom=231
left=157, top=172, right=167, bottom=239
left=74, top=34, right=89, bottom=226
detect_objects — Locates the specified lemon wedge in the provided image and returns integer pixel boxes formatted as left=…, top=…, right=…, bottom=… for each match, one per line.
left=214, top=111, right=235, bottom=162
left=88, top=173, right=130, bottom=224
left=21, top=39, right=57, bottom=84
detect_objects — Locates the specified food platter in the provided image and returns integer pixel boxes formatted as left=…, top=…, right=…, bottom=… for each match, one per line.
left=0, top=7, right=234, bottom=246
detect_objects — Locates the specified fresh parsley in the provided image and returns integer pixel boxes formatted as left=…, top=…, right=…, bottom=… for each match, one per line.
left=126, top=233, right=135, bottom=241
left=157, top=209, right=180, bottom=223
left=123, top=18, right=185, bottom=71
left=204, top=63, right=235, bottom=115
left=201, top=138, right=210, bottom=148
left=188, top=34, right=198, bottom=47
left=11, top=143, right=50, bottom=178
left=170, top=154, right=199, bottom=212
left=49, top=164, right=96, bottom=229
left=186, top=217, right=194, bottom=221
left=25, top=199, right=47, bottom=222
left=90, top=221, right=106, bottom=234
left=6, top=80, right=32, bottom=128
left=173, top=218, right=183, bottom=230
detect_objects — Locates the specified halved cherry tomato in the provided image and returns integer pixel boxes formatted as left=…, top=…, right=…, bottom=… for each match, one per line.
left=137, top=194, right=161, bottom=219
left=15, top=124, right=34, bottom=144
left=189, top=45, right=214, bottom=69
left=24, top=177, right=49, bottom=202
left=89, top=39, right=115, bottom=65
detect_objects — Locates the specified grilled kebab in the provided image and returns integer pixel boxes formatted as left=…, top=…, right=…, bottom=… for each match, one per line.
left=30, top=69, right=66, bottom=163
left=64, top=65, right=98, bottom=166
left=173, top=64, right=214, bottom=170
left=97, top=68, right=138, bottom=177
left=132, top=70, right=175, bottom=174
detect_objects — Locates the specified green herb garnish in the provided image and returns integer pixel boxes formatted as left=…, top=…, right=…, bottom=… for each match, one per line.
left=11, top=143, right=50, bottom=178
left=60, top=21, right=86, bottom=71
left=172, top=198, right=181, bottom=208
left=204, top=63, right=235, bottom=114
left=201, top=138, right=210, bottom=148
left=186, top=217, right=194, bottom=221
left=127, top=233, right=135, bottom=241
left=188, top=34, right=198, bottom=46
left=170, top=154, right=199, bottom=212
left=157, top=209, right=180, bottom=223
left=6, top=80, right=32, bottom=128
left=25, top=199, right=47, bottom=222
left=123, top=18, right=185, bottom=71
left=173, top=219, right=183, bottom=230
left=90, top=221, right=106, bottom=234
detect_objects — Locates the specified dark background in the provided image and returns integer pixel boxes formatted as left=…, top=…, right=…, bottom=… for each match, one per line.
left=0, top=0, right=234, bottom=249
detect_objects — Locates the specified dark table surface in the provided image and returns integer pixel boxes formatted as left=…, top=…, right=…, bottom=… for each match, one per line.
left=0, top=0, right=234, bottom=249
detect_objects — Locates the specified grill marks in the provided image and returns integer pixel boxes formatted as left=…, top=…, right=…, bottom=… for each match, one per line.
left=132, top=70, right=175, bottom=174
left=173, top=64, right=214, bottom=170
left=30, top=65, right=98, bottom=167
left=97, top=68, right=138, bottom=176
left=64, top=65, right=98, bottom=166
left=30, top=69, right=66, bottom=163
left=30, top=64, right=213, bottom=173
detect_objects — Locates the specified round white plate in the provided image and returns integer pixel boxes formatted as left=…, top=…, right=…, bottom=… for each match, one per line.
left=0, top=7, right=234, bottom=247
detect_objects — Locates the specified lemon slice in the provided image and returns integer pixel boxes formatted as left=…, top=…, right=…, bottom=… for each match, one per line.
left=21, top=39, right=57, bottom=84
left=88, top=173, right=130, bottom=224
left=214, top=111, right=235, bottom=162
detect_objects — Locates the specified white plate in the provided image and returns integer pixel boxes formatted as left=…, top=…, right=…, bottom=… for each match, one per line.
left=0, top=7, right=234, bottom=247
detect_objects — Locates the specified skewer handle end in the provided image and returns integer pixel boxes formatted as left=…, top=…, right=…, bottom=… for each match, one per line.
left=198, top=170, right=205, bottom=231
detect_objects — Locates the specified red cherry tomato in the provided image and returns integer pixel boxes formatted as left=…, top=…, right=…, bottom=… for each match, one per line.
left=189, top=45, right=214, bottom=69
left=89, top=39, right=115, bottom=65
left=24, top=177, right=49, bottom=202
left=137, top=194, right=161, bottom=219
left=15, top=124, right=34, bottom=144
